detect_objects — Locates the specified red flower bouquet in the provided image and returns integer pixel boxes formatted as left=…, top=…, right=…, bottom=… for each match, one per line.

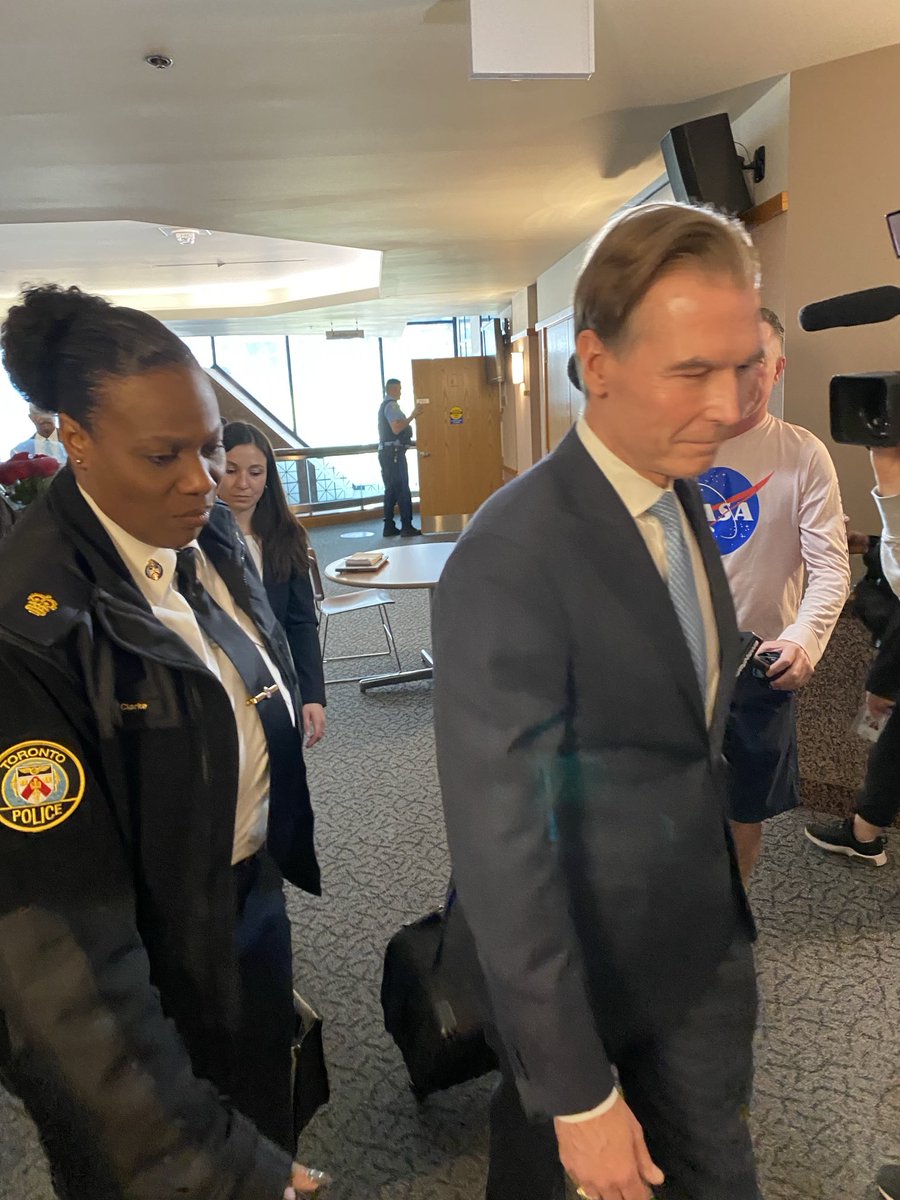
left=0, top=452, right=61, bottom=508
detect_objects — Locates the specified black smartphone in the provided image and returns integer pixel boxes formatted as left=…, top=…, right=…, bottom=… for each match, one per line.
left=750, top=649, right=789, bottom=684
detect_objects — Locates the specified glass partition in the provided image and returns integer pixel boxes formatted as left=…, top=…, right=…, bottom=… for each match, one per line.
left=276, top=444, right=396, bottom=515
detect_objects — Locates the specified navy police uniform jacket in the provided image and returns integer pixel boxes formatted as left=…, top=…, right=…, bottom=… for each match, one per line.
left=0, top=468, right=319, bottom=1198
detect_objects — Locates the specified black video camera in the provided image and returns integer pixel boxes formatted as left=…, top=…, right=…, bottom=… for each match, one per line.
left=829, top=373, right=900, bottom=446
left=799, top=214, right=900, bottom=446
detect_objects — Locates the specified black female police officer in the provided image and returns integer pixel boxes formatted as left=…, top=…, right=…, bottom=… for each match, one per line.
left=0, top=285, right=329, bottom=1199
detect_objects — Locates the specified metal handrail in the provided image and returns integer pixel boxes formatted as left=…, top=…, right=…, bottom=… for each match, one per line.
left=273, top=441, right=418, bottom=516
left=275, top=443, right=377, bottom=460
left=274, top=442, right=414, bottom=460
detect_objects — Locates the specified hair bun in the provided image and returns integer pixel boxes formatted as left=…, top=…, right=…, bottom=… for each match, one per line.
left=1, top=284, right=110, bottom=413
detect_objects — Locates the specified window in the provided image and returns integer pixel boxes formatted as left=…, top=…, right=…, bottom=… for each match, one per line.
left=288, top=335, right=385, bottom=498
left=380, top=321, right=456, bottom=402
left=212, top=336, right=294, bottom=429
left=0, top=366, right=28, bottom=458
left=180, top=336, right=215, bottom=370
left=288, top=335, right=383, bottom=447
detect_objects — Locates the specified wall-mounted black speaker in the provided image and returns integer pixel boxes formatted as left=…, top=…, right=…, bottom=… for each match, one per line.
left=481, top=316, right=507, bottom=383
left=661, top=112, right=752, bottom=216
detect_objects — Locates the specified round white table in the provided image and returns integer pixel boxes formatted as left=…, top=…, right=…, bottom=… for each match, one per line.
left=324, top=541, right=456, bottom=691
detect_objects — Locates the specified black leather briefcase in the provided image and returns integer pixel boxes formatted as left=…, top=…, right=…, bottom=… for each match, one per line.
left=380, top=895, right=498, bottom=1100
left=292, top=991, right=330, bottom=1137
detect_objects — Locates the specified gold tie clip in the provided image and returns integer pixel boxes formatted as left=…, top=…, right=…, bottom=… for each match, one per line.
left=246, top=683, right=279, bottom=707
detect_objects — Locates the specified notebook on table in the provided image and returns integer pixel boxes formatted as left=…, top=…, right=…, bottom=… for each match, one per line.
left=335, top=551, right=388, bottom=573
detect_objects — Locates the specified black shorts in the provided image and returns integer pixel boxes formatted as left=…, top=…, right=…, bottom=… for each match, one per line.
left=724, top=670, right=800, bottom=824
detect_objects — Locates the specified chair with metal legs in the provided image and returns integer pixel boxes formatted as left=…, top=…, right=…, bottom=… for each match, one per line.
left=308, top=549, right=402, bottom=684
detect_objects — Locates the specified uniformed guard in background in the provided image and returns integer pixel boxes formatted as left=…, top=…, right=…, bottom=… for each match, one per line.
left=0, top=284, right=330, bottom=1199
left=378, top=378, right=423, bottom=538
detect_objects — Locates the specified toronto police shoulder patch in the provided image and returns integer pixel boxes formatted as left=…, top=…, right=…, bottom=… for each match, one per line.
left=0, top=740, right=86, bottom=833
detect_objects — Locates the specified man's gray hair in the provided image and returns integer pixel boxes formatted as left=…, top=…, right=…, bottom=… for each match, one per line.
left=760, top=307, right=785, bottom=348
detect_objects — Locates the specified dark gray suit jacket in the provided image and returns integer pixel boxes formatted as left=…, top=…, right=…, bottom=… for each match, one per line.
left=432, top=428, right=754, bottom=1120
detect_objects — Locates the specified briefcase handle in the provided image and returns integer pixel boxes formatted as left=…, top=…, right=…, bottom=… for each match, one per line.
left=432, top=878, right=458, bottom=971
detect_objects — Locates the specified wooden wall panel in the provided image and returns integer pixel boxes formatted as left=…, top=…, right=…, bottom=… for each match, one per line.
left=543, top=314, right=579, bottom=451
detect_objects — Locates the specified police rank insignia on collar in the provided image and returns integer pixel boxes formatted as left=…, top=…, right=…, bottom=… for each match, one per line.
left=24, top=592, right=58, bottom=617
left=145, top=559, right=164, bottom=581
left=0, top=741, right=85, bottom=834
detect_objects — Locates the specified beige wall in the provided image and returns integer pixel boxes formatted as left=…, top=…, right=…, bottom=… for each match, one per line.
left=784, top=43, right=900, bottom=528
left=536, top=237, right=593, bottom=326
left=534, top=77, right=791, bottom=331
left=500, top=374, right=518, bottom=473
left=732, top=75, right=790, bottom=207
left=753, top=213, right=789, bottom=418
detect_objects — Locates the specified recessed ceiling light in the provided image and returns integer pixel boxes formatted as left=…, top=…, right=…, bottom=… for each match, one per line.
left=144, top=53, right=174, bottom=70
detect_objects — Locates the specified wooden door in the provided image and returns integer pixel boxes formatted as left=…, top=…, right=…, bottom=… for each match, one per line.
left=411, top=356, right=503, bottom=532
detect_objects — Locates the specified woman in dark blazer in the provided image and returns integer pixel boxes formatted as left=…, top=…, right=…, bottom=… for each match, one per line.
left=219, top=422, right=326, bottom=747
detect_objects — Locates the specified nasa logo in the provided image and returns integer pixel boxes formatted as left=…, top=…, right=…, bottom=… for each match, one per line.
left=697, top=467, right=773, bottom=556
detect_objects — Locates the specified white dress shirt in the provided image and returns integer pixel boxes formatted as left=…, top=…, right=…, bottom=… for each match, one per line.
left=576, top=418, right=720, bottom=723
left=12, top=431, right=68, bottom=464
left=557, top=421, right=722, bottom=1124
left=243, top=531, right=265, bottom=578
left=79, top=488, right=294, bottom=864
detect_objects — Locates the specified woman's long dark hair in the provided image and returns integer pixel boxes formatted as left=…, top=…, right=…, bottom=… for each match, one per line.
left=222, top=422, right=309, bottom=584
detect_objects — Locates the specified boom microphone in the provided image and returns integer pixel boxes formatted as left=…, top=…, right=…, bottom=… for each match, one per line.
left=798, top=285, right=900, bottom=332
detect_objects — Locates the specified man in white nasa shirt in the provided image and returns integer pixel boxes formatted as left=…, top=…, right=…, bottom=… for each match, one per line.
left=697, top=308, right=850, bottom=881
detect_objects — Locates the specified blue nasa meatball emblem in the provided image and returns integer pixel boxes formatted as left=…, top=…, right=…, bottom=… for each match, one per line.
left=697, top=467, right=773, bottom=556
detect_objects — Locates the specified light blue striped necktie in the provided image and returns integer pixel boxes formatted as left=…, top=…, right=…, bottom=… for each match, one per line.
left=648, top=491, right=707, bottom=696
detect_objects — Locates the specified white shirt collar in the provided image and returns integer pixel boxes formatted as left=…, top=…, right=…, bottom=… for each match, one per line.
left=575, top=417, right=670, bottom=518
left=78, top=484, right=196, bottom=603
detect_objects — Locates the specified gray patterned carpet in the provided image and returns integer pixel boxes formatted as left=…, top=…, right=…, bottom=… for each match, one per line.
left=1, top=516, right=898, bottom=1199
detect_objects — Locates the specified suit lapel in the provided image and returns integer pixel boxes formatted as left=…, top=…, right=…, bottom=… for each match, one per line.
left=553, top=433, right=708, bottom=738
left=675, top=477, right=739, bottom=751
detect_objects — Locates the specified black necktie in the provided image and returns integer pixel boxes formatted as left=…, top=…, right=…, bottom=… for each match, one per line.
left=175, top=548, right=301, bottom=841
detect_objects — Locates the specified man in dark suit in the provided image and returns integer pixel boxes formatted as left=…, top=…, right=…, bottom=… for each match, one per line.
left=432, top=202, right=765, bottom=1200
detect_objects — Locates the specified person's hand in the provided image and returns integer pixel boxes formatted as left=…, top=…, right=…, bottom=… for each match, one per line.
left=284, top=1163, right=332, bottom=1197
left=757, top=639, right=813, bottom=691
left=866, top=691, right=896, bottom=719
left=870, top=447, right=900, bottom=497
left=302, top=703, right=326, bottom=748
left=411, top=402, right=426, bottom=419
left=554, top=1096, right=664, bottom=1200
left=844, top=516, right=871, bottom=555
